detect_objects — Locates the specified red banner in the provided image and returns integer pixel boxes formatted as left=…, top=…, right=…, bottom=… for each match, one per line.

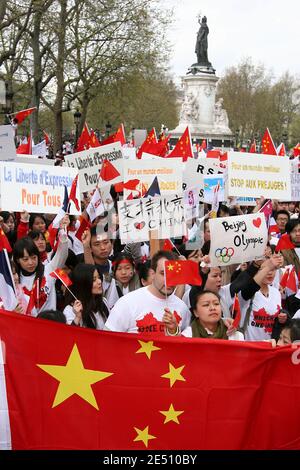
left=0, top=310, right=300, bottom=450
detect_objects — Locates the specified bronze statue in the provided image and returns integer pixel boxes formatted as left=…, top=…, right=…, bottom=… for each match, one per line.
left=195, top=16, right=211, bottom=66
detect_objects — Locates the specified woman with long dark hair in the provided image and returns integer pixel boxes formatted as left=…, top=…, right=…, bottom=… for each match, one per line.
left=63, top=263, right=109, bottom=329
left=13, top=230, right=68, bottom=315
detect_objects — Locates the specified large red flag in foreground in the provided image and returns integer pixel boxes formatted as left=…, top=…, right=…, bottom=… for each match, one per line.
left=1, top=310, right=300, bottom=450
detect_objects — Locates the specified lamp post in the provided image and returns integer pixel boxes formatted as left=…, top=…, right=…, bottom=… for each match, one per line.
left=235, top=128, right=239, bottom=149
left=282, top=130, right=288, bottom=151
left=73, top=108, right=81, bottom=149
left=105, top=121, right=112, bottom=138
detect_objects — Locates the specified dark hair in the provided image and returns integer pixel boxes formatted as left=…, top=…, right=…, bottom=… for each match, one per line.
left=190, top=289, right=220, bottom=312
left=275, top=210, right=290, bottom=222
left=28, top=230, right=46, bottom=242
left=64, top=263, right=109, bottom=328
left=13, top=237, right=44, bottom=281
left=136, top=260, right=152, bottom=284
left=283, top=318, right=300, bottom=342
left=37, top=309, right=66, bottom=323
left=29, top=213, right=47, bottom=231
left=285, top=219, right=300, bottom=234
left=217, top=205, right=230, bottom=217
left=201, top=240, right=210, bottom=256
left=177, top=245, right=200, bottom=259
left=112, top=253, right=135, bottom=273
left=151, top=250, right=178, bottom=272
left=0, top=211, right=15, bottom=224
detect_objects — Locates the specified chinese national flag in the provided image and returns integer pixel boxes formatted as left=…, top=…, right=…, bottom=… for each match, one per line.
left=76, top=123, right=90, bottom=152
left=68, top=175, right=80, bottom=211
left=261, top=128, right=277, bottom=155
left=0, top=228, right=12, bottom=252
left=167, top=127, right=193, bottom=162
left=99, top=159, right=120, bottom=182
left=293, top=143, right=300, bottom=157
left=75, top=216, right=92, bottom=242
left=144, top=135, right=170, bottom=158
left=162, top=239, right=174, bottom=251
left=89, top=129, right=101, bottom=148
left=16, top=134, right=32, bottom=154
left=1, top=310, right=300, bottom=449
left=100, top=124, right=126, bottom=146
left=249, top=140, right=257, bottom=153
left=165, top=260, right=202, bottom=286
left=275, top=233, right=295, bottom=252
left=231, top=294, right=241, bottom=329
left=50, top=269, right=72, bottom=287
left=137, top=128, right=157, bottom=159
left=277, top=143, right=286, bottom=156
left=43, top=130, right=51, bottom=145
left=10, top=107, right=36, bottom=125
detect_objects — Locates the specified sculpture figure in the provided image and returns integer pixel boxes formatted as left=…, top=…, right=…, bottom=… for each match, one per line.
left=180, top=92, right=198, bottom=122
left=214, top=98, right=229, bottom=128
left=195, top=16, right=211, bottom=66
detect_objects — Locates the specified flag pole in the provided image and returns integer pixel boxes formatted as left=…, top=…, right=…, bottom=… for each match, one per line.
left=55, top=273, right=78, bottom=301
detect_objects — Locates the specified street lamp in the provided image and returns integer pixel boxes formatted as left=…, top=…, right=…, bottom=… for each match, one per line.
left=73, top=108, right=81, bottom=148
left=105, top=121, right=112, bottom=137
left=282, top=130, right=288, bottom=149
left=235, top=128, right=239, bottom=149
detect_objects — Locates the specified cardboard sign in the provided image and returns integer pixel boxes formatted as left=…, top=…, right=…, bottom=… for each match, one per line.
left=183, top=158, right=221, bottom=202
left=64, top=142, right=123, bottom=193
left=203, top=175, right=225, bottom=204
left=0, top=125, right=17, bottom=161
left=227, top=152, right=291, bottom=200
left=209, top=213, right=268, bottom=266
left=123, top=159, right=182, bottom=199
left=118, top=195, right=186, bottom=243
left=291, top=173, right=300, bottom=201
left=183, top=188, right=199, bottom=221
left=0, top=161, right=80, bottom=214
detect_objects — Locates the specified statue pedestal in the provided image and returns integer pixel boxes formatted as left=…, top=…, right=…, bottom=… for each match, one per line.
left=170, top=72, right=233, bottom=144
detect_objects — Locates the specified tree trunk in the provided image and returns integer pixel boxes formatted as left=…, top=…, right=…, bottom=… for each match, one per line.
left=53, top=0, right=67, bottom=154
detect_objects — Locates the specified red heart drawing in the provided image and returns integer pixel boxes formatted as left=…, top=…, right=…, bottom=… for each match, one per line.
left=134, top=221, right=145, bottom=230
left=253, top=218, right=261, bottom=228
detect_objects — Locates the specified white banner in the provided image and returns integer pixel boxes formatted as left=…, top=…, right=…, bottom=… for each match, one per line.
left=118, top=195, right=186, bottom=243
left=209, top=213, right=268, bottom=267
left=291, top=173, right=300, bottom=201
left=15, top=155, right=54, bottom=166
left=64, top=142, right=123, bottom=193
left=123, top=159, right=182, bottom=199
left=227, top=152, right=291, bottom=200
left=0, top=125, right=16, bottom=161
left=0, top=162, right=80, bottom=215
left=183, top=158, right=221, bottom=202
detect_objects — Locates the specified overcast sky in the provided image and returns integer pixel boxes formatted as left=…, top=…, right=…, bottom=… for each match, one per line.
left=166, top=0, right=300, bottom=82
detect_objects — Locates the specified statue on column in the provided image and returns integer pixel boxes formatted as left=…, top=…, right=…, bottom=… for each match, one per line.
left=195, top=16, right=212, bottom=67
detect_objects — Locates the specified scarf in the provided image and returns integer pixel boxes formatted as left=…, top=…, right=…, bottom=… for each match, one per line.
left=191, top=318, right=229, bottom=340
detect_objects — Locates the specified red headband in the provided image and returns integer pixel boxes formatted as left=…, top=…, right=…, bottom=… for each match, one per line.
left=112, top=259, right=134, bottom=268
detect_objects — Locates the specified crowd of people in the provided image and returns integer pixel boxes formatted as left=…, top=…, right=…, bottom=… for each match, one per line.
left=2, top=190, right=300, bottom=349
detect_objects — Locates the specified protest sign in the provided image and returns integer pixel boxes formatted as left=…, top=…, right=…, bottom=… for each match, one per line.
left=227, top=152, right=291, bottom=200
left=209, top=213, right=268, bottom=267
left=122, top=147, right=136, bottom=160
left=0, top=125, right=16, bottom=161
left=0, top=161, right=80, bottom=214
left=183, top=158, right=221, bottom=202
left=183, top=187, right=199, bottom=221
left=64, top=142, right=123, bottom=193
left=291, top=173, right=300, bottom=201
left=123, top=159, right=182, bottom=199
left=14, top=155, right=54, bottom=166
left=204, top=175, right=225, bottom=204
left=118, top=194, right=186, bottom=243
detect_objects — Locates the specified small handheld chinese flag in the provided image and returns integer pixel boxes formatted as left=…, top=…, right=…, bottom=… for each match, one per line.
left=99, top=159, right=120, bottom=181
left=163, top=239, right=174, bottom=251
left=261, top=128, right=277, bottom=155
left=68, top=175, right=80, bottom=211
left=75, top=217, right=92, bottom=242
left=50, top=269, right=72, bottom=287
left=275, top=233, right=295, bottom=252
left=232, top=294, right=241, bottom=329
left=165, top=260, right=202, bottom=286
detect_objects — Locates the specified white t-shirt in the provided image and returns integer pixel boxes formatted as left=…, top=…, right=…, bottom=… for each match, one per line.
left=181, top=325, right=244, bottom=341
left=63, top=304, right=106, bottom=330
left=240, top=286, right=281, bottom=341
left=105, top=286, right=191, bottom=336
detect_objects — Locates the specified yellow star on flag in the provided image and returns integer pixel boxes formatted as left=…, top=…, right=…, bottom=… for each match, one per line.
left=159, top=404, right=184, bottom=424
left=167, top=264, right=174, bottom=271
left=136, top=340, right=161, bottom=360
left=133, top=426, right=156, bottom=448
left=37, top=344, right=113, bottom=410
left=161, top=363, right=186, bottom=387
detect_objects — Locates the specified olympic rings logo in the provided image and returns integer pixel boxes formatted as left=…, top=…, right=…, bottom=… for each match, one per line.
left=215, top=247, right=234, bottom=263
